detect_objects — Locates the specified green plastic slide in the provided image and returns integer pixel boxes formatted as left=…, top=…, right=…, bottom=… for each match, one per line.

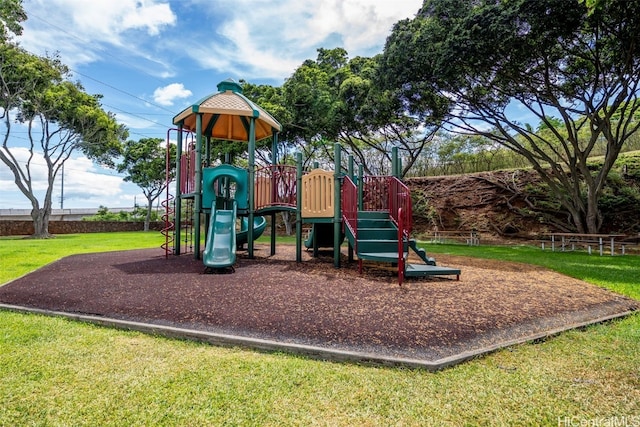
left=236, top=216, right=267, bottom=247
left=203, top=201, right=237, bottom=269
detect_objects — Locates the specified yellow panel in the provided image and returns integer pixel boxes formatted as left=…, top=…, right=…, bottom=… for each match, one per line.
left=301, top=169, right=334, bottom=218
left=255, top=176, right=272, bottom=209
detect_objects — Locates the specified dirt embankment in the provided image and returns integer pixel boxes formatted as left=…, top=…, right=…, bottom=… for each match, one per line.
left=406, top=169, right=640, bottom=241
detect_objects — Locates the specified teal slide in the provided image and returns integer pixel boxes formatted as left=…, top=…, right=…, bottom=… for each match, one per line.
left=203, top=201, right=237, bottom=269
left=237, top=216, right=267, bottom=247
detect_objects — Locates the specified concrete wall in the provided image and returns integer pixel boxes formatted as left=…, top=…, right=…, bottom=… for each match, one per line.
left=0, top=208, right=139, bottom=221
left=0, top=220, right=165, bottom=236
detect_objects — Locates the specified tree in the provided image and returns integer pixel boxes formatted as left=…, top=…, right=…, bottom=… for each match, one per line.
left=337, top=54, right=443, bottom=176
left=282, top=48, right=441, bottom=177
left=117, top=138, right=175, bottom=231
left=0, top=0, right=25, bottom=42
left=234, top=81, right=299, bottom=235
left=280, top=50, right=342, bottom=168
left=240, top=81, right=296, bottom=165
left=380, top=0, right=640, bottom=233
left=1, top=43, right=127, bottom=237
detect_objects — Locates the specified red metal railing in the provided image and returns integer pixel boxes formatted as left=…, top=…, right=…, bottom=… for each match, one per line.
left=341, top=176, right=358, bottom=247
left=255, top=165, right=297, bottom=210
left=390, top=177, right=412, bottom=286
left=180, top=147, right=196, bottom=194
left=388, top=176, right=412, bottom=236
left=361, top=175, right=412, bottom=236
left=161, top=194, right=174, bottom=259
left=361, top=176, right=388, bottom=211
left=398, top=207, right=405, bottom=286
left=361, top=175, right=412, bottom=285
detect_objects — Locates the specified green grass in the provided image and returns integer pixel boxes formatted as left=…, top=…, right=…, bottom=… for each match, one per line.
left=424, top=242, right=640, bottom=299
left=1, top=233, right=639, bottom=426
left=0, top=232, right=165, bottom=284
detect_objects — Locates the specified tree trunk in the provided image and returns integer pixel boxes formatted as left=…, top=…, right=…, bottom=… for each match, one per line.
left=568, top=208, right=588, bottom=234
left=31, top=207, right=52, bottom=238
left=280, top=211, right=293, bottom=235
left=585, top=187, right=602, bottom=235
left=32, top=164, right=57, bottom=238
left=144, top=201, right=153, bottom=232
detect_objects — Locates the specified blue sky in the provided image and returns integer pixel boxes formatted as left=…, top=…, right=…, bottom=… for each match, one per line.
left=1, top=0, right=423, bottom=210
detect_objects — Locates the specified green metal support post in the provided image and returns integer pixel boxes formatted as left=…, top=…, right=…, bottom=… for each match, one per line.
left=248, top=117, right=256, bottom=259
left=392, top=146, right=399, bottom=179
left=358, top=164, right=364, bottom=211
left=296, top=152, right=303, bottom=262
left=193, top=113, right=203, bottom=259
left=205, top=135, right=211, bottom=167
left=348, top=155, right=354, bottom=181
left=333, top=143, right=341, bottom=268
left=270, top=131, right=278, bottom=256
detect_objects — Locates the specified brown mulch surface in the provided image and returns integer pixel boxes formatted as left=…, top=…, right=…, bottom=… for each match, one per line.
left=0, top=244, right=637, bottom=363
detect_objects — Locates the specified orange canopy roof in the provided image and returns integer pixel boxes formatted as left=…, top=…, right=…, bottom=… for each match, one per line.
left=172, top=79, right=282, bottom=142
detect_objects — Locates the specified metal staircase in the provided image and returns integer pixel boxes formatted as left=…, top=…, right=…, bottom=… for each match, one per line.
left=354, top=211, right=400, bottom=263
left=345, top=211, right=460, bottom=285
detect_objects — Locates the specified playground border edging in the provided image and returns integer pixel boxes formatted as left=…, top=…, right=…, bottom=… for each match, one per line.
left=1, top=303, right=636, bottom=371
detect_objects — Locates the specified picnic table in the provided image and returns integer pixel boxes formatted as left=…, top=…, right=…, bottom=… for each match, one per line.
left=545, top=233, right=627, bottom=256
left=432, top=230, right=480, bottom=246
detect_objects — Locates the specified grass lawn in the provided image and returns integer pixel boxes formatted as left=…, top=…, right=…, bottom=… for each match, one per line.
left=0, top=233, right=638, bottom=426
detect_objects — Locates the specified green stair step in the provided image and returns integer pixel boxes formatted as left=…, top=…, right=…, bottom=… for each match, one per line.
left=357, top=211, right=389, bottom=219
left=357, top=251, right=407, bottom=262
left=357, top=239, right=404, bottom=253
left=404, top=264, right=461, bottom=278
left=357, top=219, right=394, bottom=228
left=357, top=211, right=393, bottom=228
left=357, top=228, right=398, bottom=239
left=346, top=210, right=458, bottom=281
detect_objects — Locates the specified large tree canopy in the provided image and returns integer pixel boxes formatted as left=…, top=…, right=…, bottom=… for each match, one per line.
left=380, top=0, right=640, bottom=233
left=281, top=48, right=440, bottom=176
left=1, top=43, right=127, bottom=237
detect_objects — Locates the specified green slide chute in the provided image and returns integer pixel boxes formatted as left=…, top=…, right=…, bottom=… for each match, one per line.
left=237, top=216, right=267, bottom=247
left=203, top=201, right=237, bottom=269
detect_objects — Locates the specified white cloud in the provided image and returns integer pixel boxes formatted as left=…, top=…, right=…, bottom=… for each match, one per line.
left=20, top=0, right=176, bottom=66
left=115, top=113, right=150, bottom=130
left=33, top=0, right=175, bottom=40
left=153, top=83, right=193, bottom=106
left=63, top=157, right=123, bottom=197
left=0, top=147, right=50, bottom=192
left=189, top=0, right=422, bottom=80
left=19, top=0, right=421, bottom=81
left=0, top=147, right=126, bottom=208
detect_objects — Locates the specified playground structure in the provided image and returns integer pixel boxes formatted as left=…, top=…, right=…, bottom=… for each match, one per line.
left=163, top=79, right=460, bottom=284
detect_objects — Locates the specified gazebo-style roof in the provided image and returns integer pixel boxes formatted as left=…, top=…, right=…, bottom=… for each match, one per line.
left=172, top=79, right=282, bottom=142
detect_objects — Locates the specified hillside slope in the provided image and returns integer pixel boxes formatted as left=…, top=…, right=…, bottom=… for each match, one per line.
left=407, top=168, right=640, bottom=240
